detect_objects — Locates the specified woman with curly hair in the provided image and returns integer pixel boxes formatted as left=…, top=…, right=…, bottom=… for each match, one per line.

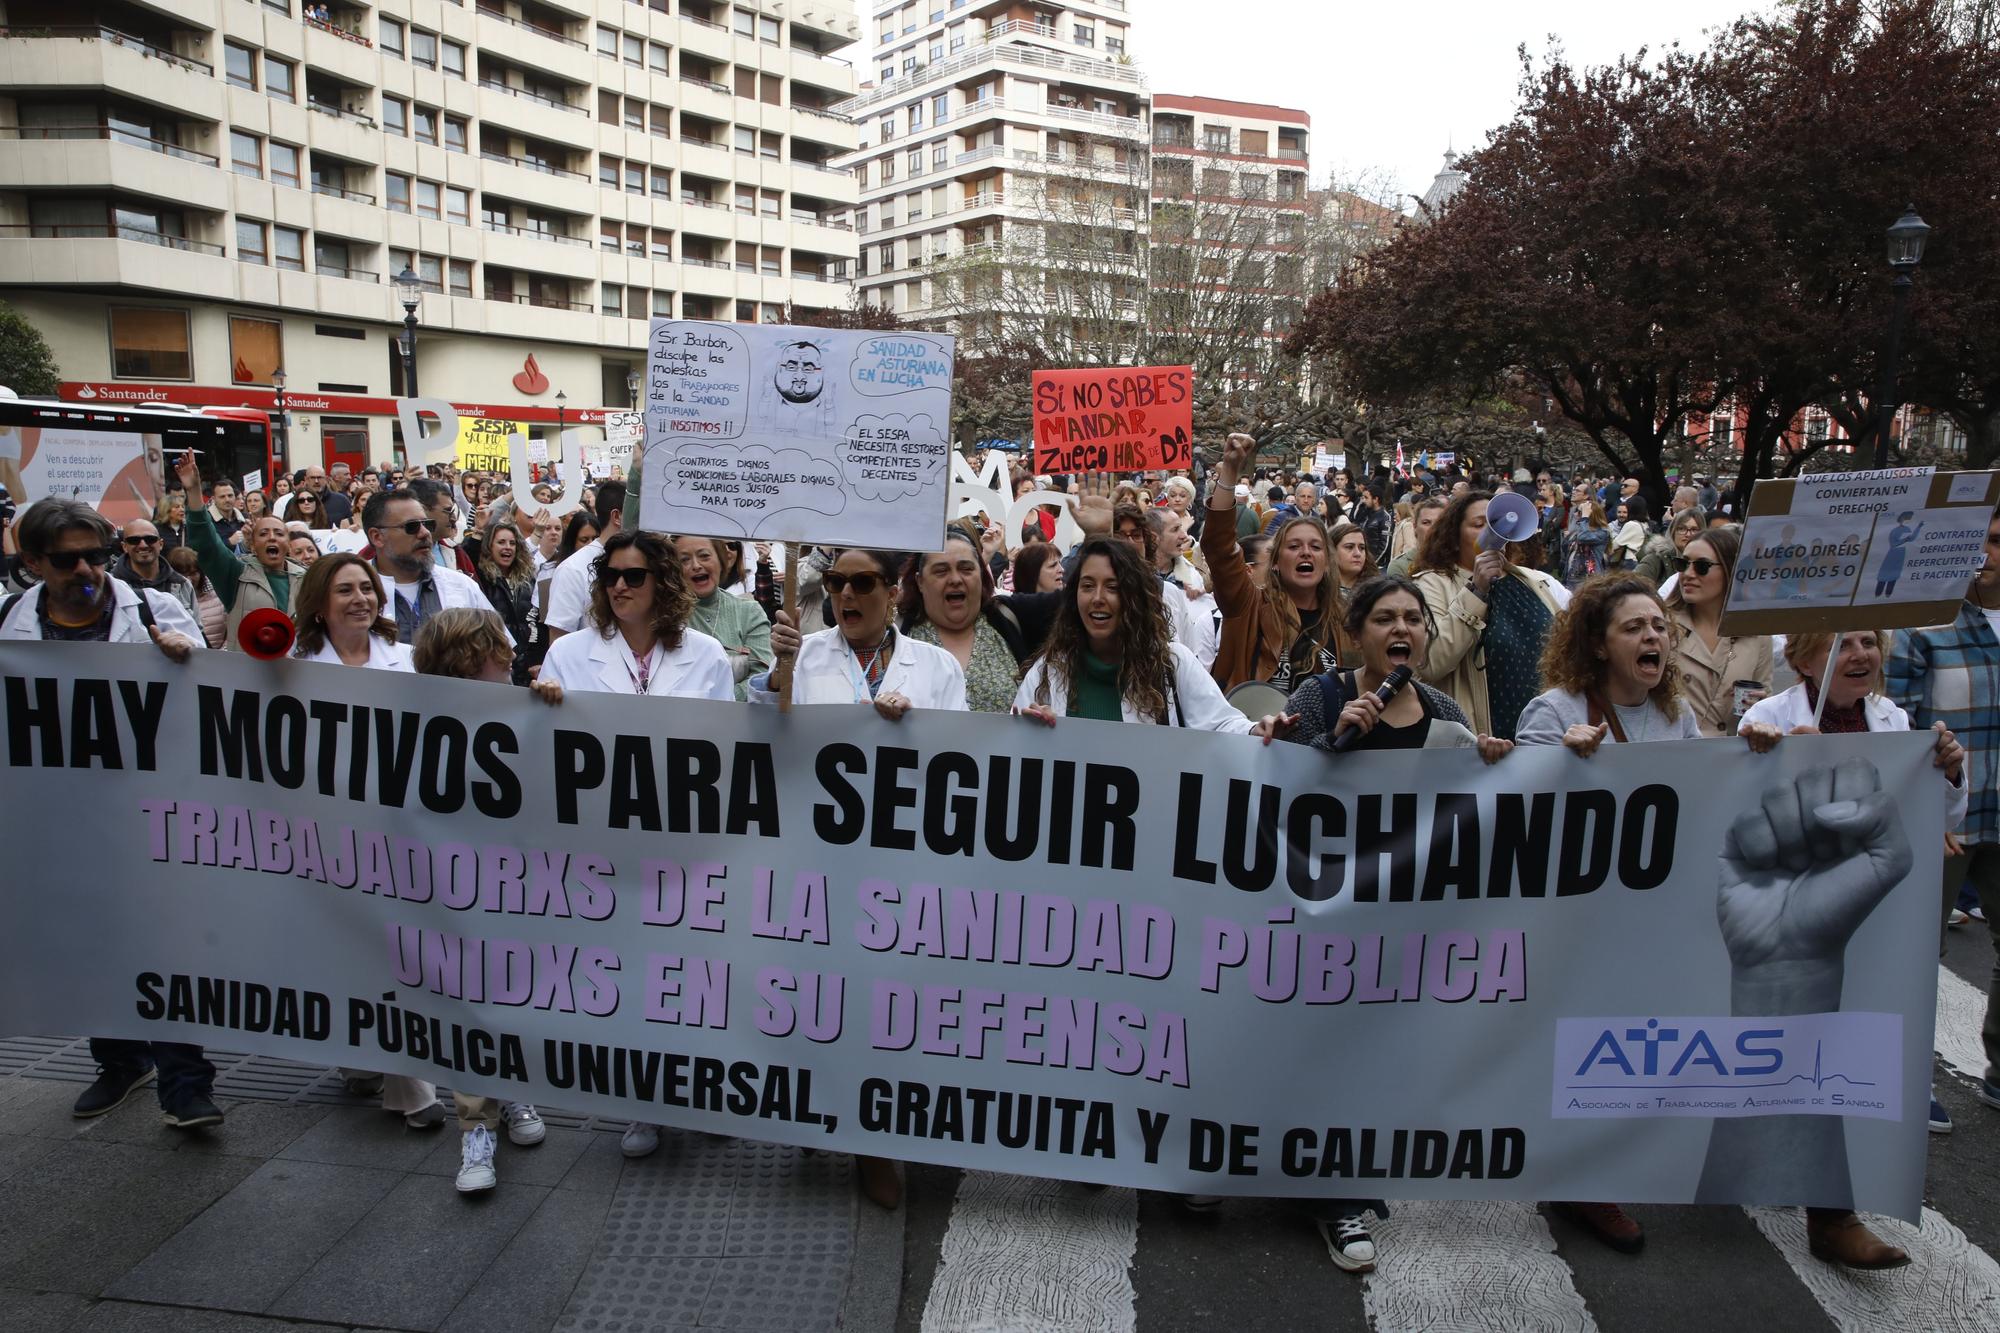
left=534, top=529, right=733, bottom=704
left=1201, top=433, right=1345, bottom=694
left=476, top=518, right=538, bottom=684
left=1014, top=536, right=1249, bottom=732
left=1515, top=574, right=1698, bottom=752
left=1412, top=489, right=1569, bottom=740
left=756, top=548, right=965, bottom=717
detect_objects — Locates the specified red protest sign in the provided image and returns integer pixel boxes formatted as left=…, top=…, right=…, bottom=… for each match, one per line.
left=1031, top=366, right=1193, bottom=474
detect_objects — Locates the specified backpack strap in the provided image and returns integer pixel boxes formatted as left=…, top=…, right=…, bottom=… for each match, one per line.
left=0, top=590, right=24, bottom=631
left=1585, top=690, right=1628, bottom=743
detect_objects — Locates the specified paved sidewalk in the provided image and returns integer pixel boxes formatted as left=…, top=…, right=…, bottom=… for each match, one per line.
left=0, top=1038, right=900, bottom=1333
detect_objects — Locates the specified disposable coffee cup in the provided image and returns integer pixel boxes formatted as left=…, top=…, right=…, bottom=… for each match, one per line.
left=1731, top=679, right=1766, bottom=722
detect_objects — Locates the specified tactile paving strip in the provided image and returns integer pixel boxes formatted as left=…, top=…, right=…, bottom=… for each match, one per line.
left=573, top=1135, right=854, bottom=1331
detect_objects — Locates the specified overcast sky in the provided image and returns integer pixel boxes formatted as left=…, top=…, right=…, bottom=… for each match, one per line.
left=1136, top=0, right=1760, bottom=204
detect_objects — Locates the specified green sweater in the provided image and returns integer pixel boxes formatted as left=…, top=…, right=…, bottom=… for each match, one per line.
left=688, top=589, right=774, bottom=700
left=1068, top=651, right=1125, bottom=721
left=186, top=507, right=291, bottom=613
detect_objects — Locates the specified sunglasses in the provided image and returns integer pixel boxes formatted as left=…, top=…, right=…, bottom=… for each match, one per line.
left=44, top=547, right=117, bottom=571
left=599, top=566, right=652, bottom=589
left=384, top=519, right=438, bottom=536
left=824, top=571, right=887, bottom=597
left=122, top=535, right=160, bottom=547
left=1675, top=556, right=1721, bottom=577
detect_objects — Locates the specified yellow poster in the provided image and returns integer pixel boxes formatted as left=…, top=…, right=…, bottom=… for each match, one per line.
left=456, top=416, right=524, bottom=472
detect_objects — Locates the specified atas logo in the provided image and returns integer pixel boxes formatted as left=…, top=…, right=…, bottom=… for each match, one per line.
left=1551, top=1013, right=1900, bottom=1123
left=1573, top=1019, right=1785, bottom=1081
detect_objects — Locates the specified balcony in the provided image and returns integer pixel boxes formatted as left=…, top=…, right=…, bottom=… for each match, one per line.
left=473, top=5, right=586, bottom=49
left=487, top=289, right=595, bottom=312
left=315, top=260, right=380, bottom=283
left=311, top=180, right=376, bottom=205
left=2, top=123, right=216, bottom=167
left=834, top=33, right=1144, bottom=117
left=1, top=222, right=225, bottom=255
left=303, top=13, right=372, bottom=47
left=480, top=150, right=587, bottom=180
left=482, top=219, right=589, bottom=247
left=0, top=24, right=212, bottom=75
left=477, top=78, right=586, bottom=116
left=1043, top=104, right=1143, bottom=137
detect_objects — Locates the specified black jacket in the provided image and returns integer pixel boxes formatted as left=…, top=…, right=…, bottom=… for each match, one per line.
left=478, top=569, right=538, bottom=684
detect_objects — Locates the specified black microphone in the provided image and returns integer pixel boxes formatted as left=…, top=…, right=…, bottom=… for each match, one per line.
left=1330, top=665, right=1413, bottom=753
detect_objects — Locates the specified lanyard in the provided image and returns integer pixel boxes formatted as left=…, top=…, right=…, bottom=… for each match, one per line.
left=619, top=639, right=664, bottom=695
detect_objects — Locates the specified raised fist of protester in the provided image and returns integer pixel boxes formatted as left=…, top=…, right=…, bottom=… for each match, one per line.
left=1716, top=757, right=1912, bottom=972
left=1475, top=734, right=1514, bottom=764
left=173, top=448, right=201, bottom=494
left=770, top=609, right=802, bottom=660
left=1216, top=432, right=1257, bottom=484
left=1254, top=711, right=1300, bottom=746
left=148, top=622, right=196, bottom=664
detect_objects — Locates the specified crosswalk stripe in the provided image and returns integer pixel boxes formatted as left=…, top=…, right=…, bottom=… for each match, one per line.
left=1748, top=1206, right=2000, bottom=1332
left=1361, top=1201, right=1598, bottom=1333
left=1937, top=962, right=1987, bottom=1084
left=919, top=1170, right=1139, bottom=1333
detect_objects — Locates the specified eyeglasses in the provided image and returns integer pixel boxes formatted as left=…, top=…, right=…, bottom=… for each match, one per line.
left=824, top=571, right=887, bottom=597
left=122, top=535, right=160, bottom=547
left=43, top=547, right=117, bottom=571
left=385, top=519, right=438, bottom=536
left=1675, top=556, right=1721, bottom=577
left=599, top=566, right=652, bottom=589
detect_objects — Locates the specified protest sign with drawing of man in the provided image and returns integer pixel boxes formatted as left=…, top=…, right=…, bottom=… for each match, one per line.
left=756, top=339, right=840, bottom=441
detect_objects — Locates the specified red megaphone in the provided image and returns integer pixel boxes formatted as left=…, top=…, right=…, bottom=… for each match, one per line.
left=238, top=608, right=297, bottom=660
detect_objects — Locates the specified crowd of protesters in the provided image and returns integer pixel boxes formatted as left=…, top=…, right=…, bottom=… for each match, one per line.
left=0, top=430, right=1989, bottom=1280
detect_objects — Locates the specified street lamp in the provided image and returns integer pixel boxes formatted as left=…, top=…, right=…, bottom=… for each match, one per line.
left=271, top=366, right=289, bottom=469
left=394, top=264, right=424, bottom=397
left=624, top=366, right=640, bottom=409
left=1873, top=205, right=1930, bottom=468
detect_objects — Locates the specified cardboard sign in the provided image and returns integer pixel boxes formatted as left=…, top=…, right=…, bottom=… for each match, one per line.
left=456, top=416, right=526, bottom=474
left=1719, top=468, right=2000, bottom=636
left=1031, top=366, right=1192, bottom=475
left=585, top=411, right=641, bottom=477
left=639, top=321, right=957, bottom=549
left=242, top=470, right=263, bottom=494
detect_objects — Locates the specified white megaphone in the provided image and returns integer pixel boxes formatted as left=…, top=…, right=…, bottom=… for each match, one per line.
left=1481, top=491, right=1541, bottom=551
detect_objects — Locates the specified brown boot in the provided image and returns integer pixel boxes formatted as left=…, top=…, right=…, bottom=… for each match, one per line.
left=1550, top=1201, right=1645, bottom=1254
left=857, top=1155, right=903, bottom=1210
left=1806, top=1209, right=1910, bottom=1269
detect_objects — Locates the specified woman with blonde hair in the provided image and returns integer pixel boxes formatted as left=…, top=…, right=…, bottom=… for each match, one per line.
left=154, top=491, right=187, bottom=553
left=1663, top=525, right=1771, bottom=736
left=1201, top=434, right=1345, bottom=694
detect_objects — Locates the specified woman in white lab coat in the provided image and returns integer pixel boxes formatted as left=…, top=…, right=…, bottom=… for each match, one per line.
left=535, top=529, right=735, bottom=703
left=753, top=548, right=967, bottom=716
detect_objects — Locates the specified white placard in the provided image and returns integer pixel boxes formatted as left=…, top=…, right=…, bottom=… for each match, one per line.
left=525, top=438, right=550, bottom=466
left=242, top=469, right=263, bottom=494
left=1790, top=467, right=1933, bottom=519
left=638, top=321, right=957, bottom=549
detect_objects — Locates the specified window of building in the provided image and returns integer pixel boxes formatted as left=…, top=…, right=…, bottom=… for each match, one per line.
left=650, top=42, right=670, bottom=74
left=449, top=259, right=472, bottom=297
left=950, top=33, right=965, bottom=52
left=381, top=17, right=405, bottom=56
left=736, top=185, right=756, bottom=213
left=597, top=24, right=618, bottom=57
left=736, top=65, right=758, bottom=99
left=411, top=29, right=438, bottom=68
left=650, top=167, right=671, bottom=197
left=909, top=103, right=925, bottom=131
left=386, top=173, right=411, bottom=213
left=733, top=126, right=755, bottom=156
left=761, top=131, right=780, bottom=159
left=625, top=164, right=643, bottom=194
left=652, top=230, right=672, bottom=259
left=879, top=117, right=895, bottom=142
left=603, top=283, right=624, bottom=317
left=760, top=245, right=781, bottom=276
left=760, top=189, right=780, bottom=218
left=1106, top=35, right=1124, bottom=55
left=443, top=115, right=467, bottom=153
left=599, top=221, right=620, bottom=251
left=415, top=180, right=441, bottom=220
left=269, top=142, right=301, bottom=187
left=230, top=131, right=263, bottom=178
left=384, top=96, right=408, bottom=136
left=237, top=219, right=268, bottom=265
left=228, top=316, right=283, bottom=383
left=932, top=143, right=948, bottom=168
left=1711, top=414, right=1735, bottom=447
left=266, top=57, right=295, bottom=102
left=933, top=93, right=949, bottom=121
left=734, top=7, right=755, bottom=36
left=224, top=42, right=256, bottom=90
left=444, top=186, right=469, bottom=225
left=907, top=149, right=922, bottom=176
left=759, top=16, right=778, bottom=43
left=929, top=42, right=943, bottom=62
left=651, top=105, right=671, bottom=137
left=1240, top=129, right=1269, bottom=155
left=599, top=156, right=620, bottom=188
left=109, top=306, right=192, bottom=379
left=737, top=300, right=756, bottom=321
left=442, top=39, right=466, bottom=78
left=881, top=154, right=895, bottom=182
left=1075, top=23, right=1094, bottom=45
left=598, top=90, right=619, bottom=124
left=623, top=98, right=644, bottom=130
left=654, top=291, right=674, bottom=317
left=414, top=106, right=438, bottom=145
left=273, top=226, right=305, bottom=271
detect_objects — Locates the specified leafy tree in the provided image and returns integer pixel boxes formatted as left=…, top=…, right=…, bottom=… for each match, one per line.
left=0, top=302, right=60, bottom=397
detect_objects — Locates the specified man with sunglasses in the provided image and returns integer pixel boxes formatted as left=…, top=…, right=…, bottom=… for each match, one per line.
left=110, top=518, right=197, bottom=620
left=361, top=488, right=499, bottom=644
left=0, top=500, right=219, bottom=1128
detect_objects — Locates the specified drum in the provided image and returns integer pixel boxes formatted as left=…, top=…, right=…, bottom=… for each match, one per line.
left=1225, top=680, right=1290, bottom=722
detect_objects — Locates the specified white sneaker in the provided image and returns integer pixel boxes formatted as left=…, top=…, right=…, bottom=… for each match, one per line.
left=503, top=1102, right=546, bottom=1146
left=1319, top=1214, right=1377, bottom=1272
left=620, top=1121, right=661, bottom=1158
left=456, top=1126, right=497, bottom=1193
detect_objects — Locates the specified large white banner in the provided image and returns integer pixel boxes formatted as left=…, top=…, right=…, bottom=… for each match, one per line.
left=637, top=320, right=956, bottom=550
left=0, top=645, right=1942, bottom=1216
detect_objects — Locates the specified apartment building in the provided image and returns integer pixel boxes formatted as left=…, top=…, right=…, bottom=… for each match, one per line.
left=0, top=0, right=860, bottom=466
left=833, top=0, right=1146, bottom=333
